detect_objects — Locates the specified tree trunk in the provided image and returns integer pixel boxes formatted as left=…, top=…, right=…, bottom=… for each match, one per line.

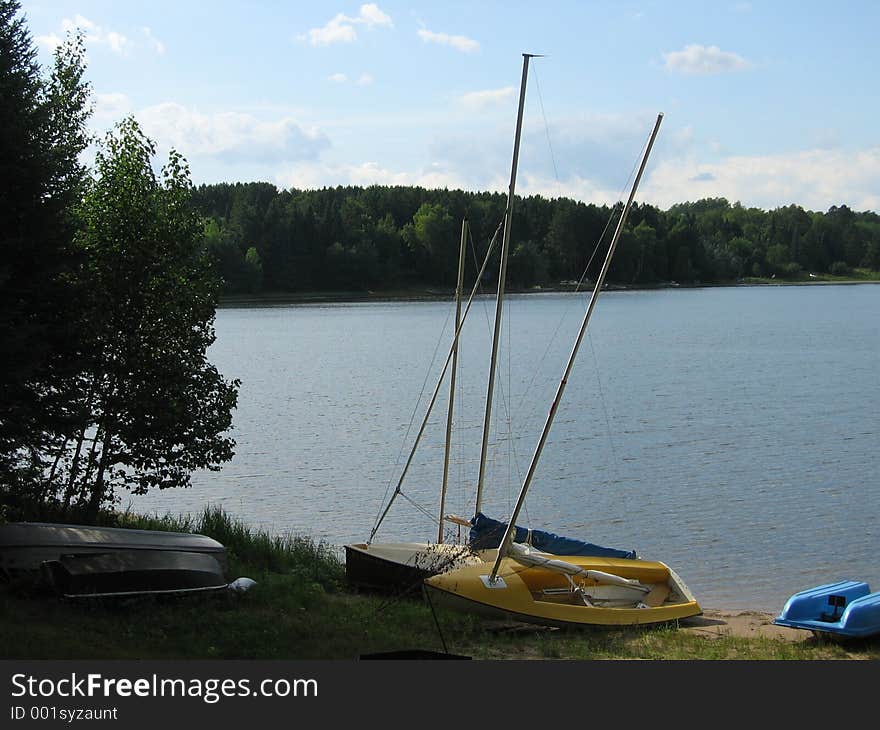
left=61, top=428, right=88, bottom=513
left=40, top=435, right=70, bottom=504
left=85, top=432, right=111, bottom=522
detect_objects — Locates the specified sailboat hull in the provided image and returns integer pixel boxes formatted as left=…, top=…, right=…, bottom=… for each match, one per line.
left=344, top=542, right=490, bottom=595
left=344, top=521, right=633, bottom=596
left=423, top=555, right=701, bottom=628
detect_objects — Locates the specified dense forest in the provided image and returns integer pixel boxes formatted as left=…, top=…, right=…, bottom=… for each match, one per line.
left=195, top=182, right=880, bottom=295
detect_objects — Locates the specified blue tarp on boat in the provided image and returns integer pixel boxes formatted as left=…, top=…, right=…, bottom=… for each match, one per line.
left=468, top=512, right=637, bottom=559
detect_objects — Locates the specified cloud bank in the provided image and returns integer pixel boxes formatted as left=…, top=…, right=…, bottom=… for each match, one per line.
left=417, top=28, right=480, bottom=53
left=303, top=4, right=393, bottom=46
left=132, top=103, right=330, bottom=164
left=663, top=44, right=750, bottom=74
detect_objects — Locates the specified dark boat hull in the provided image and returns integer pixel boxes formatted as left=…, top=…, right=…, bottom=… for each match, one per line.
left=40, top=550, right=228, bottom=598
left=344, top=542, right=485, bottom=595
left=344, top=543, right=436, bottom=595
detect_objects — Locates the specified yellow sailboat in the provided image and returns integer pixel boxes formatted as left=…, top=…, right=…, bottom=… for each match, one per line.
left=424, top=109, right=702, bottom=628
left=424, top=543, right=700, bottom=628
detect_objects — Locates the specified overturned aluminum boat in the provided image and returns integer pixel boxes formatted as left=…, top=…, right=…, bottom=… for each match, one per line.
left=0, top=522, right=228, bottom=581
left=40, top=550, right=229, bottom=598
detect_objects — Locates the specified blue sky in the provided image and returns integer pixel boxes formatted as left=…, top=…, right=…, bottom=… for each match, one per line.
left=19, top=1, right=880, bottom=212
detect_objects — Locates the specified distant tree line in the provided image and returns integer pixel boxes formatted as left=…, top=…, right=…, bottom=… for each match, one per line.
left=196, top=183, right=880, bottom=295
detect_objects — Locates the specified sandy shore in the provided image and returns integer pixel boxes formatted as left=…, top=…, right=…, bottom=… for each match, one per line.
left=484, top=608, right=807, bottom=642
left=680, top=608, right=803, bottom=641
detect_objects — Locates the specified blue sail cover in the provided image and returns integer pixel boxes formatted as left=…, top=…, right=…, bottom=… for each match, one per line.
left=468, top=512, right=637, bottom=559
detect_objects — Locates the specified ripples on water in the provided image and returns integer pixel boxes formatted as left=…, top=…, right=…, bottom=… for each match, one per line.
left=128, top=284, right=880, bottom=611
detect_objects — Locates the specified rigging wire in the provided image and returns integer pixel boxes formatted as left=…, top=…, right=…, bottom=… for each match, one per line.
left=368, top=218, right=505, bottom=541
left=371, top=303, right=455, bottom=530
left=469, top=222, right=522, bottom=518
left=399, top=491, right=442, bottom=525
left=496, top=94, right=657, bottom=524
left=368, top=61, right=657, bottom=542
left=505, top=260, right=513, bottom=516
left=473, top=63, right=570, bottom=527
left=532, top=62, right=561, bottom=186
left=580, top=126, right=658, bottom=479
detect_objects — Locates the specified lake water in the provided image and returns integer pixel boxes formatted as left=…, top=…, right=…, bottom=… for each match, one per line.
left=128, top=284, right=880, bottom=612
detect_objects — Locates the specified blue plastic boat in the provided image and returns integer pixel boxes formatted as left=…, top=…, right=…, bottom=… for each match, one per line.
left=774, top=580, right=880, bottom=638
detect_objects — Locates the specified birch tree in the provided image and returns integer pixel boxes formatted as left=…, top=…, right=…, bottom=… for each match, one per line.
left=56, top=118, right=240, bottom=518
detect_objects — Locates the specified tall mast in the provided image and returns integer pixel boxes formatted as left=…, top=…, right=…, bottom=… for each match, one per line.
left=474, top=52, right=536, bottom=514
left=438, top=218, right=469, bottom=543
left=489, top=113, right=665, bottom=580
left=368, top=219, right=505, bottom=543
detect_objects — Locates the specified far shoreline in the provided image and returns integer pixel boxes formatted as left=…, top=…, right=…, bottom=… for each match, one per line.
left=218, top=276, right=880, bottom=307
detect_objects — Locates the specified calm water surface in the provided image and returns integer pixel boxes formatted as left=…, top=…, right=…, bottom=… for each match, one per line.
left=129, top=284, right=880, bottom=611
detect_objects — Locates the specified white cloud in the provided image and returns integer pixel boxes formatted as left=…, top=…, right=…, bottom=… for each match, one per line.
left=142, top=26, right=165, bottom=55
left=358, top=3, right=392, bottom=27
left=306, top=15, right=358, bottom=45
left=376, top=111, right=880, bottom=213
left=188, top=119, right=880, bottom=214
left=641, top=147, right=880, bottom=212
left=328, top=72, right=374, bottom=85
left=417, top=28, right=480, bottom=53
left=275, top=160, right=468, bottom=191
left=459, top=87, right=514, bottom=109
left=303, top=4, right=393, bottom=46
left=419, top=142, right=880, bottom=213
left=514, top=172, right=628, bottom=206
left=35, top=15, right=153, bottom=55
left=663, top=44, right=750, bottom=74
left=134, top=103, right=330, bottom=164
left=274, top=155, right=630, bottom=203
left=404, top=110, right=657, bottom=204
left=92, top=92, right=133, bottom=124
left=35, top=32, right=63, bottom=52
left=64, top=15, right=128, bottom=53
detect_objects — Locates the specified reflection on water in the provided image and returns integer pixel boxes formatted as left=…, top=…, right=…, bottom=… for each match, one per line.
left=128, top=285, right=880, bottom=611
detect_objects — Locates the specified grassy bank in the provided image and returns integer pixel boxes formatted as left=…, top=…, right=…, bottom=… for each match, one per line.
left=1, top=508, right=877, bottom=660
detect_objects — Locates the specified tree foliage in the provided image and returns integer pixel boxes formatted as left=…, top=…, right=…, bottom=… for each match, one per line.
left=0, top=1, right=91, bottom=490
left=50, top=118, right=240, bottom=516
left=194, top=186, right=880, bottom=296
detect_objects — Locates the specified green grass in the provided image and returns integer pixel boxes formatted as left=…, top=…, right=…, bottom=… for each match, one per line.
left=113, top=506, right=344, bottom=587
left=739, top=268, right=880, bottom=286
left=1, top=507, right=878, bottom=660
